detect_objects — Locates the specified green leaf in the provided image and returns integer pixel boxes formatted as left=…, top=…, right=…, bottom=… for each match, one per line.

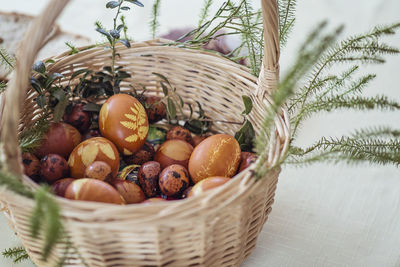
left=30, top=78, right=42, bottom=94
left=161, top=82, right=168, bottom=96
left=33, top=61, right=46, bottom=74
left=188, top=103, right=193, bottom=119
left=179, top=95, right=184, bottom=107
left=83, top=103, right=102, bottom=112
left=235, top=120, right=255, bottom=151
left=45, top=59, right=55, bottom=64
left=117, top=39, right=131, bottom=48
left=152, top=72, right=172, bottom=87
left=96, top=28, right=112, bottom=39
left=35, top=95, right=46, bottom=109
left=196, top=101, right=204, bottom=118
left=125, top=0, right=144, bottom=7
left=167, top=98, right=176, bottom=119
left=106, top=1, right=120, bottom=8
left=110, top=29, right=120, bottom=39
left=242, top=95, right=253, bottom=115
left=121, top=6, right=130, bottom=10
left=53, top=96, right=69, bottom=123
left=71, top=69, right=91, bottom=80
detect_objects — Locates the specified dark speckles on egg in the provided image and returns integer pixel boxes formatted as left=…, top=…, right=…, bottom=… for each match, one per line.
left=22, top=153, right=40, bottom=178
left=159, top=164, right=189, bottom=197
left=138, top=161, right=161, bottom=197
left=40, top=154, right=69, bottom=183
left=166, top=126, right=194, bottom=146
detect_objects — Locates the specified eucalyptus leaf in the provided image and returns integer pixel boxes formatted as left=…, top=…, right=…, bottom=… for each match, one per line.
left=117, top=39, right=131, bottom=48
left=167, top=98, right=176, bottom=119
left=30, top=78, right=42, bottom=94
left=125, top=0, right=144, bottom=7
left=106, top=1, right=120, bottom=8
left=121, top=6, right=130, bottom=10
left=110, top=29, right=120, bottom=39
left=33, top=61, right=46, bottom=74
left=117, top=70, right=131, bottom=79
left=242, top=95, right=253, bottom=115
left=96, top=28, right=112, bottom=39
left=116, top=24, right=124, bottom=32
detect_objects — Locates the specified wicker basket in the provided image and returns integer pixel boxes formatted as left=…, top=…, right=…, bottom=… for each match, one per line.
left=0, top=0, right=290, bottom=266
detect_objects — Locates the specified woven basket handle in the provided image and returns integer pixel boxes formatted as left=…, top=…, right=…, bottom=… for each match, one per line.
left=0, top=0, right=70, bottom=175
left=0, top=0, right=279, bottom=175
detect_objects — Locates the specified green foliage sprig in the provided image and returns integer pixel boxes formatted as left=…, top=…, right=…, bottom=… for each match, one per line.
left=0, top=46, right=15, bottom=71
left=278, top=0, right=297, bottom=48
left=198, top=0, right=213, bottom=28
left=235, top=96, right=255, bottom=151
left=150, top=0, right=161, bottom=38
left=2, top=247, right=29, bottom=264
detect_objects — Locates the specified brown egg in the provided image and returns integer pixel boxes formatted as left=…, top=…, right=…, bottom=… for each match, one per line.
left=192, top=135, right=206, bottom=147
left=40, top=154, right=69, bottom=183
left=181, top=186, right=193, bottom=198
left=99, top=94, right=149, bottom=156
left=137, top=161, right=161, bottom=198
left=166, top=126, right=194, bottom=145
left=36, top=122, right=82, bottom=158
left=63, top=103, right=92, bottom=133
left=112, top=179, right=146, bottom=204
left=154, top=140, right=193, bottom=170
left=68, top=137, right=120, bottom=178
left=123, top=142, right=155, bottom=165
left=142, top=197, right=167, bottom=204
left=84, top=161, right=113, bottom=181
left=22, top=153, right=40, bottom=178
left=51, top=178, right=75, bottom=197
left=145, top=95, right=166, bottom=123
left=238, top=152, right=257, bottom=173
left=65, top=178, right=125, bottom=204
left=159, top=164, right=190, bottom=197
left=188, top=176, right=230, bottom=197
left=188, top=134, right=241, bottom=184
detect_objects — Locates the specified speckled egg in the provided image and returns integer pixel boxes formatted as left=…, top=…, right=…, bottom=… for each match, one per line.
left=188, top=134, right=241, bottom=184
left=154, top=139, right=193, bottom=169
left=36, top=122, right=82, bottom=158
left=99, top=94, right=149, bottom=156
left=51, top=178, right=75, bottom=197
left=22, top=152, right=40, bottom=178
left=84, top=161, right=113, bottom=181
left=65, top=178, right=125, bottom=204
left=63, top=103, right=92, bottom=133
left=145, top=95, right=166, bottom=123
left=68, top=137, right=120, bottom=178
left=112, top=179, right=146, bottom=204
left=137, top=161, right=161, bottom=198
left=188, top=176, right=231, bottom=197
left=238, top=152, right=257, bottom=173
left=123, top=141, right=155, bottom=165
left=166, top=126, right=194, bottom=145
left=40, top=154, right=69, bottom=183
left=159, top=164, right=190, bottom=197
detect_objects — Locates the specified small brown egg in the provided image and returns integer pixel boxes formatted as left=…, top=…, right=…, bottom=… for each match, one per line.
left=188, top=134, right=240, bottom=184
left=123, top=142, right=155, bottom=165
left=40, top=154, right=69, bottom=183
left=159, top=164, right=190, bottom=197
left=138, top=161, right=161, bottom=198
left=84, top=161, right=113, bottom=181
left=36, top=122, right=82, bottom=158
left=68, top=137, right=120, bottom=179
left=238, top=152, right=257, bottom=173
left=145, top=96, right=166, bottom=123
left=154, top=139, right=193, bottom=170
left=63, top=103, right=92, bottom=133
left=112, top=179, right=146, bottom=204
left=192, top=135, right=206, bottom=147
left=51, top=178, right=75, bottom=197
left=166, top=126, right=194, bottom=145
left=188, top=176, right=230, bottom=197
left=65, top=178, right=125, bottom=204
left=22, top=153, right=40, bottom=178
left=142, top=197, right=167, bottom=204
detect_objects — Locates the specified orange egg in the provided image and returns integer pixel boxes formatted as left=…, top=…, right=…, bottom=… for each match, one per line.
left=188, top=176, right=230, bottom=197
left=68, top=137, right=120, bottom=178
left=154, top=140, right=193, bottom=170
left=188, top=134, right=241, bottom=183
left=99, top=94, right=149, bottom=156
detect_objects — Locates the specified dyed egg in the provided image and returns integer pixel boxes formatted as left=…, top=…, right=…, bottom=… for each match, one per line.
left=192, top=135, right=206, bottom=147
left=40, top=154, right=69, bottom=183
left=158, top=164, right=189, bottom=197
left=112, top=179, right=146, bottom=204
left=63, top=103, right=92, bottom=133
left=145, top=96, right=166, bottom=123
left=188, top=176, right=230, bottom=197
left=238, top=152, right=257, bottom=173
left=68, top=137, right=120, bottom=178
left=142, top=197, right=167, bottom=204
left=154, top=140, right=193, bottom=169
left=188, top=134, right=241, bottom=184
left=138, top=161, right=161, bottom=198
left=123, top=141, right=155, bottom=165
left=36, top=122, right=81, bottom=158
left=99, top=94, right=149, bottom=156
left=166, top=126, right=194, bottom=145
left=51, top=178, right=75, bottom=197
left=22, top=153, right=40, bottom=178
left=65, top=178, right=125, bottom=204
left=181, top=186, right=193, bottom=198
left=84, top=161, right=113, bottom=181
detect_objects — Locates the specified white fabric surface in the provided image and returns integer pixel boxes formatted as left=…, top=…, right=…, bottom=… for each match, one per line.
left=1, top=0, right=399, bottom=266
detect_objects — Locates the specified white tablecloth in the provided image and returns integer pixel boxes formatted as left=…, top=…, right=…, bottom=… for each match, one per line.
left=1, top=1, right=399, bottom=266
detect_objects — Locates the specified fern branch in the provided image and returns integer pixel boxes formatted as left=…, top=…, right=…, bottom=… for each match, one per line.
left=350, top=126, right=400, bottom=139
left=150, top=0, right=161, bottom=39
left=198, top=0, right=213, bottom=28
left=278, top=0, right=297, bottom=47
left=2, top=247, right=29, bottom=263
left=0, top=47, right=15, bottom=70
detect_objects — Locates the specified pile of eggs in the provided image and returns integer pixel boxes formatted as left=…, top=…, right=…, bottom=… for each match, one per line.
left=22, top=94, right=257, bottom=204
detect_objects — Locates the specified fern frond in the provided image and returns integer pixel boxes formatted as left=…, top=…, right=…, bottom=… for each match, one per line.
left=19, top=112, right=50, bottom=153
left=350, top=126, right=400, bottom=139
left=65, top=42, right=79, bottom=55
left=0, top=80, right=7, bottom=92
left=0, top=171, right=34, bottom=198
left=278, top=0, right=297, bottom=47
left=0, top=46, right=15, bottom=70
left=150, top=0, right=161, bottom=39
left=2, top=247, right=29, bottom=263
left=198, top=0, right=213, bottom=28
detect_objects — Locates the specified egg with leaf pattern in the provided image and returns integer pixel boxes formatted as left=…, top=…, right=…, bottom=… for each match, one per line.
left=68, top=137, right=120, bottom=178
left=99, top=94, right=149, bottom=156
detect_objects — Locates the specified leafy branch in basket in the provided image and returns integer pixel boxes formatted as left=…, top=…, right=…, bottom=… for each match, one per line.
left=95, top=0, right=143, bottom=94
left=235, top=95, right=255, bottom=152
left=2, top=247, right=29, bottom=264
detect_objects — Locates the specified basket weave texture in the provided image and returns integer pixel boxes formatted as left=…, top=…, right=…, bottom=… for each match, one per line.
left=0, top=0, right=290, bottom=266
